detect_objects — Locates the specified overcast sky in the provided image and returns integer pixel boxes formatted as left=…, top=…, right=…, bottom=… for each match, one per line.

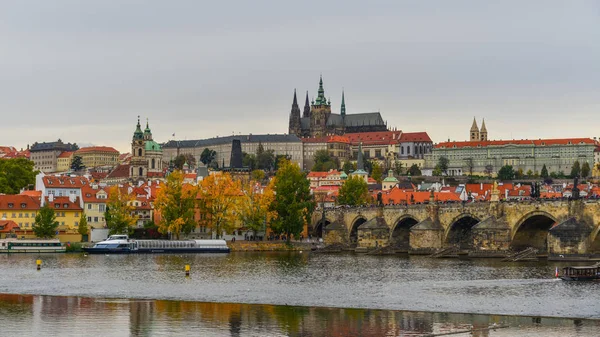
left=1, top=1, right=599, bottom=153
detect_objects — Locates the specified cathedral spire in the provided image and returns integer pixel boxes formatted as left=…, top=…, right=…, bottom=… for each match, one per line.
left=292, top=89, right=298, bottom=106
left=133, top=116, right=143, bottom=140
left=470, top=117, right=480, bottom=141
left=315, top=75, right=327, bottom=106
left=303, top=91, right=311, bottom=118
left=341, top=90, right=346, bottom=116
left=288, top=89, right=302, bottom=136
left=357, top=142, right=364, bottom=171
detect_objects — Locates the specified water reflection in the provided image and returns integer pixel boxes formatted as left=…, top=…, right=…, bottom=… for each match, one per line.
left=0, top=294, right=597, bottom=337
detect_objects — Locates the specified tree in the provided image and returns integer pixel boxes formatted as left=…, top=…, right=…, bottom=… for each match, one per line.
left=78, top=212, right=89, bottom=236
left=432, top=166, right=442, bottom=176
left=105, top=186, right=136, bottom=235
left=437, top=156, right=449, bottom=176
left=464, top=158, right=474, bottom=177
left=312, top=150, right=338, bottom=172
left=497, top=165, right=515, bottom=181
left=33, top=205, right=59, bottom=238
left=173, top=154, right=187, bottom=170
left=200, top=148, right=217, bottom=166
left=570, top=160, right=581, bottom=178
left=393, top=160, right=403, bottom=176
left=256, top=143, right=275, bottom=170
left=242, top=152, right=257, bottom=170
left=198, top=173, right=242, bottom=239
left=540, top=164, right=549, bottom=179
left=484, top=164, right=494, bottom=178
left=270, top=159, right=314, bottom=242
left=515, top=168, right=524, bottom=179
left=155, top=170, right=199, bottom=240
left=251, top=169, right=265, bottom=182
left=238, top=180, right=276, bottom=237
left=184, top=153, right=196, bottom=170
left=408, top=164, right=422, bottom=176
left=0, top=158, right=39, bottom=194
left=371, top=161, right=383, bottom=183
left=337, top=176, right=370, bottom=206
left=526, top=169, right=534, bottom=178
left=342, top=161, right=356, bottom=174
left=70, top=155, right=85, bottom=171
left=274, top=154, right=292, bottom=171
left=581, top=161, right=590, bottom=178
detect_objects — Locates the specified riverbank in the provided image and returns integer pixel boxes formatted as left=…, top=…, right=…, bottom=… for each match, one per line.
left=228, top=241, right=318, bottom=252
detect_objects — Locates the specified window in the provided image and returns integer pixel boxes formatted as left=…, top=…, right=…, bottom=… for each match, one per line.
left=55, top=203, right=60, bottom=208
left=87, top=204, right=92, bottom=210
left=99, top=204, right=106, bottom=212
left=8, top=203, right=13, bottom=208
left=61, top=222, right=65, bottom=226
left=20, top=203, right=26, bottom=208
left=63, top=203, right=69, bottom=208
left=75, top=212, right=79, bottom=217
left=18, top=213, right=22, bottom=218
left=88, top=217, right=92, bottom=222
left=94, top=217, right=98, bottom=222
left=75, top=222, right=79, bottom=227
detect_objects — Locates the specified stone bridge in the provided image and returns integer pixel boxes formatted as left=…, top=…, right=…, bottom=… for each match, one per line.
left=311, top=195, right=600, bottom=260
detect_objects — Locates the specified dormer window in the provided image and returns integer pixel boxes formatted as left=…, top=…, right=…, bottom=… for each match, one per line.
left=48, top=180, right=53, bottom=185
left=8, top=203, right=13, bottom=208
left=20, top=203, right=26, bottom=208
left=55, top=203, right=60, bottom=208
left=63, top=203, right=69, bottom=208
left=86, top=193, right=92, bottom=197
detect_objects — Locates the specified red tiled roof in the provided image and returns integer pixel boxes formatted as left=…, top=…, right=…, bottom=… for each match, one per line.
left=42, top=176, right=90, bottom=188
left=377, top=187, right=461, bottom=205
left=20, top=190, right=42, bottom=198
left=75, top=146, right=119, bottom=154
left=436, top=138, right=596, bottom=149
left=399, top=132, right=432, bottom=142
left=0, top=220, right=20, bottom=233
left=58, top=151, right=74, bottom=158
left=345, top=131, right=403, bottom=146
left=81, top=185, right=110, bottom=203
left=45, top=196, right=82, bottom=211
left=106, top=164, right=130, bottom=179
left=301, top=135, right=350, bottom=144
left=0, top=195, right=40, bottom=210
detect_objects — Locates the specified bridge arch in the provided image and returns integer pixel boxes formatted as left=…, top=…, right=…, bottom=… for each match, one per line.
left=313, top=218, right=333, bottom=239
left=444, top=214, right=481, bottom=250
left=390, top=215, right=419, bottom=251
left=349, top=216, right=368, bottom=244
left=511, top=211, right=557, bottom=252
left=591, top=226, right=600, bottom=253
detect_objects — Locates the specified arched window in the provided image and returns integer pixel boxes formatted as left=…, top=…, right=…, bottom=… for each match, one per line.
left=138, top=148, right=142, bottom=157
left=151, top=158, right=155, bottom=169
left=139, top=167, right=143, bottom=176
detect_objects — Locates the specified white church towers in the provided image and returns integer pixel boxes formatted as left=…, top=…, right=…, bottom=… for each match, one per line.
left=470, top=117, right=488, bottom=141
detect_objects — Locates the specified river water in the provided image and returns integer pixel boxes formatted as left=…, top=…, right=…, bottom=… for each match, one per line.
left=0, top=252, right=598, bottom=336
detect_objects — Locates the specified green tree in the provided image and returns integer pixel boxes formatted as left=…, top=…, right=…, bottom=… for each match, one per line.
left=497, top=165, right=515, bottom=181
left=155, top=170, right=199, bottom=240
left=270, top=159, right=314, bottom=242
left=337, top=176, right=370, bottom=206
left=274, top=154, right=291, bottom=171
left=540, top=164, right=549, bottom=179
left=78, top=212, right=89, bottom=237
left=464, top=158, right=474, bottom=177
left=515, top=168, right=524, bottom=179
left=342, top=161, right=356, bottom=174
left=173, top=154, right=187, bottom=170
left=242, top=152, right=257, bottom=170
left=200, top=148, right=217, bottom=166
left=0, top=158, right=39, bottom=194
left=408, top=164, right=422, bottom=176
left=33, top=204, right=59, bottom=238
left=393, top=160, right=403, bottom=176
left=581, top=161, right=590, bottom=178
left=70, top=155, right=85, bottom=171
left=432, top=166, right=442, bottom=176
left=371, top=161, right=383, bottom=183
left=251, top=169, right=265, bottom=182
left=105, top=186, right=136, bottom=235
left=570, top=160, right=581, bottom=178
left=526, top=169, right=533, bottom=178
left=437, top=156, right=449, bottom=175
left=256, top=142, right=275, bottom=170
left=312, top=150, right=338, bottom=172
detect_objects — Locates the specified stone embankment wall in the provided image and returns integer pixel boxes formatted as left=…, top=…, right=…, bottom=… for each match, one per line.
left=228, top=241, right=316, bottom=252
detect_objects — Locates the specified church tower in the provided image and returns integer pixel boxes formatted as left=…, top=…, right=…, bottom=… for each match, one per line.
left=470, top=117, right=480, bottom=141
left=302, top=91, right=311, bottom=118
left=309, top=75, right=332, bottom=137
left=130, top=116, right=148, bottom=180
left=288, top=89, right=302, bottom=137
left=479, top=118, right=488, bottom=141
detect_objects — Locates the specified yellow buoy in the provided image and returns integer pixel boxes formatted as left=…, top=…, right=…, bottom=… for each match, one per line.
left=185, top=264, right=190, bottom=277
left=36, top=259, right=42, bottom=271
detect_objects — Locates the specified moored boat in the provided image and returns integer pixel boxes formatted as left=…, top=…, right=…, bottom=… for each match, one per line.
left=559, top=264, right=600, bottom=281
left=0, top=239, right=65, bottom=253
left=83, top=235, right=230, bottom=254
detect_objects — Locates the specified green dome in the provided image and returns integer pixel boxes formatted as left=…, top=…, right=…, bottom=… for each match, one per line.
left=383, top=169, right=398, bottom=183
left=340, top=171, right=348, bottom=179
left=144, top=140, right=162, bottom=152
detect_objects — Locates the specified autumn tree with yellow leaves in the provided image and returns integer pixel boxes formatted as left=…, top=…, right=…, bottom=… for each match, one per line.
left=197, top=173, right=242, bottom=239
left=154, top=170, right=199, bottom=240
left=105, top=185, right=136, bottom=235
left=238, top=180, right=277, bottom=237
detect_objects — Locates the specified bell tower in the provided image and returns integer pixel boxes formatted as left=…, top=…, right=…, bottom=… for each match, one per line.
left=310, top=75, right=332, bottom=137
left=130, top=116, right=148, bottom=180
left=470, top=117, right=480, bottom=141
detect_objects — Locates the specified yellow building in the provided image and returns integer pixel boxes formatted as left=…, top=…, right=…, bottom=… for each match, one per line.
left=400, top=158, right=425, bottom=172
left=81, top=185, right=109, bottom=229
left=0, top=195, right=40, bottom=231
left=75, top=146, right=120, bottom=169
left=56, top=151, right=74, bottom=172
left=44, top=195, right=83, bottom=231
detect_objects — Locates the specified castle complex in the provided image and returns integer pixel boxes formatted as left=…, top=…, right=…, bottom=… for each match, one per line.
left=288, top=76, right=388, bottom=138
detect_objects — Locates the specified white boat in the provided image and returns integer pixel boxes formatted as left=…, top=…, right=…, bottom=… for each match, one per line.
left=0, top=239, right=65, bottom=253
left=83, top=235, right=230, bottom=254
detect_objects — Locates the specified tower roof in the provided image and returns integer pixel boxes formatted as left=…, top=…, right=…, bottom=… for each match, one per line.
left=470, top=117, right=479, bottom=132
left=144, top=118, right=152, bottom=135
left=314, top=75, right=328, bottom=106
left=303, top=91, right=311, bottom=118
left=292, top=89, right=298, bottom=107
left=480, top=118, right=487, bottom=132
left=341, top=90, right=346, bottom=116
left=133, top=116, right=144, bottom=140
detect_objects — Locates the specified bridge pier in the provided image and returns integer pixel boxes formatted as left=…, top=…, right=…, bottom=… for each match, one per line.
left=548, top=217, right=594, bottom=260
left=356, top=216, right=390, bottom=252
left=469, top=216, right=512, bottom=257
left=409, top=218, right=443, bottom=255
